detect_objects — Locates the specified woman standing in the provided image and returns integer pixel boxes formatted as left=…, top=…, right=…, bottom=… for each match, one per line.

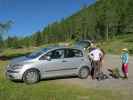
left=121, top=48, right=129, bottom=79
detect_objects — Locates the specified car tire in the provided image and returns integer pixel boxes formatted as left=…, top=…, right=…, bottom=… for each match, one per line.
left=23, top=69, right=40, bottom=84
left=78, top=67, right=89, bottom=79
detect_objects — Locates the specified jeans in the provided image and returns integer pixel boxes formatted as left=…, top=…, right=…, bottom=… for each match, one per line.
left=91, top=61, right=101, bottom=79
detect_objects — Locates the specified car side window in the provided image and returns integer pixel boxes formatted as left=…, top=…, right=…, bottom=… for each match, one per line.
left=74, top=49, right=83, bottom=57
left=64, top=49, right=83, bottom=58
left=46, top=49, right=64, bottom=59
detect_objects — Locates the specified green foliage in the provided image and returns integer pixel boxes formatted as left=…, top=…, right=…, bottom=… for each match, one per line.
left=0, top=58, right=132, bottom=100
left=31, top=0, right=133, bottom=44
left=0, top=20, right=13, bottom=48
left=0, top=35, right=4, bottom=48
left=112, top=68, right=121, bottom=79
left=2, top=0, right=133, bottom=48
left=0, top=20, right=13, bottom=35
left=100, top=34, right=133, bottom=54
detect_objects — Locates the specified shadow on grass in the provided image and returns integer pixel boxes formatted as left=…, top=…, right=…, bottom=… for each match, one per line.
left=0, top=52, right=31, bottom=61
left=11, top=76, right=78, bottom=84
left=42, top=76, right=78, bottom=81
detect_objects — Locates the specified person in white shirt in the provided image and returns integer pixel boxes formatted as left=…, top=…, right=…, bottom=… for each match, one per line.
left=88, top=47, right=104, bottom=79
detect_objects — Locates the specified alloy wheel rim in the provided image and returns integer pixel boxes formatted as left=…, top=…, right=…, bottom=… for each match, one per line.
left=26, top=71, right=37, bottom=83
left=81, top=68, right=88, bottom=77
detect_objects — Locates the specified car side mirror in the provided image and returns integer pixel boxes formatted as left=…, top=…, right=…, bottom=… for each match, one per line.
left=45, top=56, right=51, bottom=61
left=39, top=56, right=51, bottom=61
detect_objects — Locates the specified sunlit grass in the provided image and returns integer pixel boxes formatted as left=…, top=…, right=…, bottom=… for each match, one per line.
left=0, top=40, right=133, bottom=100
left=101, top=34, right=133, bottom=54
left=0, top=60, right=132, bottom=100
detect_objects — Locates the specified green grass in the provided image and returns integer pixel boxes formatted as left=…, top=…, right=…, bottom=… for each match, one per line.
left=0, top=41, right=75, bottom=59
left=100, top=34, right=133, bottom=55
left=0, top=41, right=133, bottom=100
left=0, top=60, right=132, bottom=100
left=0, top=48, right=37, bottom=58
left=0, top=63, right=132, bottom=100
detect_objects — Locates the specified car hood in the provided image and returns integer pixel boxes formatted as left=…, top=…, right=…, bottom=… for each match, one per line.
left=10, top=56, right=35, bottom=65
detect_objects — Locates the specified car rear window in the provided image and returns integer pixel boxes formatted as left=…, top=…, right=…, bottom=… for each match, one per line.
left=64, top=49, right=83, bottom=58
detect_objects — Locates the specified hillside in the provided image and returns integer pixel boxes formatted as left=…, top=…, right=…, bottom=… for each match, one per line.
left=39, top=0, right=133, bottom=42
left=100, top=34, right=133, bottom=54
left=1, top=0, right=133, bottom=49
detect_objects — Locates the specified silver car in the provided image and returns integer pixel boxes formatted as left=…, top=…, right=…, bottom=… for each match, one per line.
left=6, top=47, right=91, bottom=84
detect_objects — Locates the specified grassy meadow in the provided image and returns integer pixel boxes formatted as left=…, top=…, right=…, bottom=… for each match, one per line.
left=101, top=34, right=133, bottom=55
left=0, top=47, right=132, bottom=100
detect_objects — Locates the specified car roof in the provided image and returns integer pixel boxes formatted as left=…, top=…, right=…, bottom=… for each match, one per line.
left=53, top=46, right=83, bottom=50
left=41, top=46, right=84, bottom=52
left=78, top=40, right=92, bottom=43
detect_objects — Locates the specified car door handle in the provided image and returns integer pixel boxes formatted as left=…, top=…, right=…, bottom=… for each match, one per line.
left=62, top=60, right=68, bottom=62
left=81, top=59, right=84, bottom=61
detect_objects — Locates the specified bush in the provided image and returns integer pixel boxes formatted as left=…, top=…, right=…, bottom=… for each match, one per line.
left=129, top=48, right=133, bottom=54
left=112, top=68, right=121, bottom=79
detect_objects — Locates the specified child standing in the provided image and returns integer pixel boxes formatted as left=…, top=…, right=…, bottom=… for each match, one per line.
left=121, top=48, right=129, bottom=79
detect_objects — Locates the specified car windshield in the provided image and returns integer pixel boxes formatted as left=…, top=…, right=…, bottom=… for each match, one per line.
left=26, top=48, right=50, bottom=58
left=75, top=41, right=90, bottom=49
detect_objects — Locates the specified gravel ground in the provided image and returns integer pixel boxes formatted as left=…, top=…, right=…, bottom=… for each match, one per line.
left=53, top=55, right=133, bottom=93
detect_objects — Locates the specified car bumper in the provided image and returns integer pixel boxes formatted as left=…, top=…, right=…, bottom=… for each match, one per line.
left=6, top=70, right=23, bottom=80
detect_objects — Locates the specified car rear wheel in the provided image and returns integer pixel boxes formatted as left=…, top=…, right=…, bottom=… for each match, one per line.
left=23, top=69, right=40, bottom=84
left=78, top=67, right=89, bottom=79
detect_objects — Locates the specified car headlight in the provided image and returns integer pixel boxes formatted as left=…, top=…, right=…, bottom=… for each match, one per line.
left=10, top=64, right=24, bottom=70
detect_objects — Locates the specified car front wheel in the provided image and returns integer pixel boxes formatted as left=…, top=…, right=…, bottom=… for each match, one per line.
left=23, top=69, right=40, bottom=84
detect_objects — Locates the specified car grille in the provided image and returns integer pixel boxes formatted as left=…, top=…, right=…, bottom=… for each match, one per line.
left=7, top=70, right=19, bottom=73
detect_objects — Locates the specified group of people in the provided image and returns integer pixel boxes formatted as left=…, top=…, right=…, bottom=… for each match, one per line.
left=87, top=43, right=128, bottom=80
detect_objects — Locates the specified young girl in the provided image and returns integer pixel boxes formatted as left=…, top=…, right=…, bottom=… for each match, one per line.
left=121, top=48, right=129, bottom=79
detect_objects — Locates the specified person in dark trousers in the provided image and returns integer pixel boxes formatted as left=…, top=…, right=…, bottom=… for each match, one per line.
left=88, top=45, right=103, bottom=80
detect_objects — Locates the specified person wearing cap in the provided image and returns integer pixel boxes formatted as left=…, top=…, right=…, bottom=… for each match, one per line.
left=120, top=48, right=129, bottom=79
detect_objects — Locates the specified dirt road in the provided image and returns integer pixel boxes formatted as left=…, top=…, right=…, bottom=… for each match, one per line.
left=53, top=55, right=133, bottom=92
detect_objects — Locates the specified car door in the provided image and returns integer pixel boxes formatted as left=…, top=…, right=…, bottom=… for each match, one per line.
left=39, top=49, right=65, bottom=78
left=61, top=48, right=84, bottom=75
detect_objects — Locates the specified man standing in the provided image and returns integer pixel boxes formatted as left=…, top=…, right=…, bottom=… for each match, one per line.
left=88, top=46, right=103, bottom=80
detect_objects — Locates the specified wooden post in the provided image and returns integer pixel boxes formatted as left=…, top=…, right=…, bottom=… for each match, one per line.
left=106, top=24, right=109, bottom=41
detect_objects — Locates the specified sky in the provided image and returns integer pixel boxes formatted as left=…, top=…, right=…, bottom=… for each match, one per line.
left=0, top=0, right=95, bottom=37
